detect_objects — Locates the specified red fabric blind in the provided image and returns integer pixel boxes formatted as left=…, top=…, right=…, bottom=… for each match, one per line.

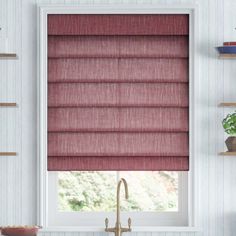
left=48, top=14, right=188, bottom=35
left=47, top=14, right=189, bottom=171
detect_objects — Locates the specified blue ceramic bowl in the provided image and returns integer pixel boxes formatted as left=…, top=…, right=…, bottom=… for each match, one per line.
left=216, top=46, right=236, bottom=54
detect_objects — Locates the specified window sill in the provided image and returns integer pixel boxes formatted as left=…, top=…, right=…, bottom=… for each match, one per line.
left=39, top=226, right=201, bottom=233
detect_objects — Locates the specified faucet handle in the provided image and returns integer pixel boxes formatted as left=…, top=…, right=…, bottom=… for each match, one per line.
left=128, top=218, right=131, bottom=229
left=105, top=218, right=116, bottom=233
left=105, top=218, right=109, bottom=230
left=121, top=218, right=132, bottom=233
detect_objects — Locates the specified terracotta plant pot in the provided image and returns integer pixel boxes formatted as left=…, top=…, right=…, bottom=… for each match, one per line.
left=0, top=226, right=41, bottom=236
left=225, top=136, right=236, bottom=152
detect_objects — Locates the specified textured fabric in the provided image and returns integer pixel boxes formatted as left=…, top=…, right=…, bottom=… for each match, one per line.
left=48, top=83, right=188, bottom=107
left=48, top=58, right=188, bottom=83
left=48, top=14, right=189, bottom=36
left=48, top=133, right=188, bottom=156
left=48, top=107, right=188, bottom=132
left=47, top=14, right=189, bottom=171
left=48, top=36, right=189, bottom=58
left=48, top=157, right=189, bottom=171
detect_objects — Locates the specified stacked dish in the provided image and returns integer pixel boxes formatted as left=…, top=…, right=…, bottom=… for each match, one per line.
left=216, top=42, right=236, bottom=54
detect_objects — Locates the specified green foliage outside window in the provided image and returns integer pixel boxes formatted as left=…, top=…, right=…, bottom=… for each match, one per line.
left=58, top=171, right=178, bottom=212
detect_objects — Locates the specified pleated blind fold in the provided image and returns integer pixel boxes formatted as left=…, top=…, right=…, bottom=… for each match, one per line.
left=47, top=14, right=189, bottom=171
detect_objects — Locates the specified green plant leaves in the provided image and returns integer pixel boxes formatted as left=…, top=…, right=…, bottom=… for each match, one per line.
left=222, top=111, right=236, bottom=135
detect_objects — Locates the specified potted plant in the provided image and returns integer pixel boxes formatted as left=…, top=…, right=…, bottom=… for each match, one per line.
left=222, top=111, right=236, bottom=151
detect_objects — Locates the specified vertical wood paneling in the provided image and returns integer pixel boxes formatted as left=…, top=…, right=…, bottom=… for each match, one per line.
left=0, top=0, right=236, bottom=236
left=21, top=0, right=37, bottom=225
left=196, top=0, right=209, bottom=236
left=207, top=0, right=220, bottom=234
left=0, top=0, right=7, bottom=52
left=223, top=1, right=236, bottom=236
left=215, top=0, right=225, bottom=235
left=0, top=0, right=21, bottom=226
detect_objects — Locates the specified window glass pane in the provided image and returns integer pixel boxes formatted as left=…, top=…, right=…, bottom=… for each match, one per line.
left=58, top=171, right=117, bottom=211
left=119, top=171, right=178, bottom=212
left=58, top=171, right=178, bottom=212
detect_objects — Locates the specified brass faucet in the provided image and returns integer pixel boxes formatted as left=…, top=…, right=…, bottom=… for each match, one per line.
left=105, top=178, right=132, bottom=236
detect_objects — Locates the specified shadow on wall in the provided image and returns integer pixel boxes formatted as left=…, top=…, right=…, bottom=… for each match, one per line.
left=224, top=212, right=236, bottom=234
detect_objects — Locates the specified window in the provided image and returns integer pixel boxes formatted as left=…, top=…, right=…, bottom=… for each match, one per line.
left=58, top=171, right=179, bottom=212
left=48, top=171, right=188, bottom=227
left=39, top=7, right=196, bottom=229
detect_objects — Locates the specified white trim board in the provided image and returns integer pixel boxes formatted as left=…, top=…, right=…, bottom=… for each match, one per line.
left=37, top=4, right=199, bottom=232
left=39, top=226, right=201, bottom=232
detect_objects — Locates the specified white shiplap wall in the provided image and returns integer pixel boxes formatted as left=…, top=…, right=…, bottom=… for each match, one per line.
left=0, top=0, right=236, bottom=236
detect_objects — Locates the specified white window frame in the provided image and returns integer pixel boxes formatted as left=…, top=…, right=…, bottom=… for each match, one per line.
left=37, top=4, right=199, bottom=232
left=48, top=171, right=188, bottom=228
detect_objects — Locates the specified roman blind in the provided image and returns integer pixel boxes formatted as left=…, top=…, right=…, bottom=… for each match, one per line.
left=47, top=14, right=189, bottom=171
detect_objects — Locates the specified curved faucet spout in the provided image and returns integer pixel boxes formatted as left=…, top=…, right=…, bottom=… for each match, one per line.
left=105, top=178, right=131, bottom=236
left=117, top=178, right=129, bottom=226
